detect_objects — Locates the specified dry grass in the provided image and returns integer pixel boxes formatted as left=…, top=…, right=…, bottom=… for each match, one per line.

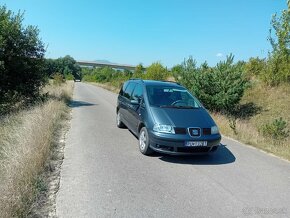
left=88, top=82, right=120, bottom=93
left=212, top=82, right=290, bottom=160
left=0, top=81, right=73, bottom=217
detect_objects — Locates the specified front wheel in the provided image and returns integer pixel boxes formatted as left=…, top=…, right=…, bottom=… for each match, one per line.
left=139, top=127, right=153, bottom=155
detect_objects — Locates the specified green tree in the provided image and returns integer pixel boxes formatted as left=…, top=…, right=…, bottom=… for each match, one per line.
left=262, top=3, right=290, bottom=85
left=174, top=55, right=249, bottom=112
left=201, top=54, right=249, bottom=112
left=145, top=62, right=168, bottom=80
left=245, top=57, right=266, bottom=78
left=133, top=63, right=145, bottom=78
left=173, top=57, right=199, bottom=89
left=0, top=6, right=45, bottom=108
left=44, top=55, right=81, bottom=80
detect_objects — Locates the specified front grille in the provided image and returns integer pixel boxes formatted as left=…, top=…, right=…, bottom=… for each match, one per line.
left=177, top=147, right=211, bottom=153
left=203, top=128, right=211, bottom=135
left=188, top=127, right=201, bottom=137
left=174, top=127, right=186, bottom=134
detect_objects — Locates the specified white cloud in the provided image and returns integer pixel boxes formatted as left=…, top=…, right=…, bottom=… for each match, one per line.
left=216, top=53, right=223, bottom=57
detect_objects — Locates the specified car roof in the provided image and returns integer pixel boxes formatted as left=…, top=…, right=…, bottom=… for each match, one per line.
left=129, top=79, right=183, bottom=88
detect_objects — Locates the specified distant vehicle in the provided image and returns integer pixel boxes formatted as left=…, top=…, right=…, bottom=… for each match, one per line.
left=74, top=79, right=81, bottom=82
left=116, top=79, right=221, bottom=155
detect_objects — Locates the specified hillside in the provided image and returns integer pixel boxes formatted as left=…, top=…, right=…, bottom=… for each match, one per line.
left=212, top=82, right=290, bottom=160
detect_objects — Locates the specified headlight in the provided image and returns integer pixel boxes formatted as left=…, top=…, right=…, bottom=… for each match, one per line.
left=211, top=126, right=219, bottom=134
left=153, top=124, right=175, bottom=134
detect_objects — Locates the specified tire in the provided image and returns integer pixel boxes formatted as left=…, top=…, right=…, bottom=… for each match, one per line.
left=116, top=111, right=125, bottom=128
left=139, top=127, right=153, bottom=155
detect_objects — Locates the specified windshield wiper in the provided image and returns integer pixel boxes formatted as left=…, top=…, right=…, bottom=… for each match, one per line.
left=160, top=105, right=196, bottom=109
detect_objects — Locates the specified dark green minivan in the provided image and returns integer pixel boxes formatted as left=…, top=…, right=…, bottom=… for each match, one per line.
left=116, top=79, right=221, bottom=155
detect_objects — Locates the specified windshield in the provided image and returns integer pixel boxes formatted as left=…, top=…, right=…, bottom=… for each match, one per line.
left=146, top=85, right=201, bottom=108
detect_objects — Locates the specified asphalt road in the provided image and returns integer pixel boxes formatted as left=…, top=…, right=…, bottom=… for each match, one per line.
left=56, top=82, right=290, bottom=218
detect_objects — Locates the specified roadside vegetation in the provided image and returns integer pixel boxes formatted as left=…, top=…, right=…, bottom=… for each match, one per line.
left=82, top=4, right=290, bottom=160
left=0, top=6, right=77, bottom=216
left=0, top=82, right=73, bottom=217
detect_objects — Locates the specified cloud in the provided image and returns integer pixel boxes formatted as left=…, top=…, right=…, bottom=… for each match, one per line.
left=216, top=53, right=223, bottom=57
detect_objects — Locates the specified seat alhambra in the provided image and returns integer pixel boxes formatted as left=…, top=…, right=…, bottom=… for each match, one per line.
left=116, top=79, right=221, bottom=155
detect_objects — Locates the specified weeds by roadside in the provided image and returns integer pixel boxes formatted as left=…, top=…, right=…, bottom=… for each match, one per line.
left=0, top=81, right=73, bottom=217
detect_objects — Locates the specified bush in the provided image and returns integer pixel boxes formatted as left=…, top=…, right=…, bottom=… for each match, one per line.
left=261, top=117, right=289, bottom=140
left=244, top=57, right=266, bottom=78
left=145, top=62, right=168, bottom=80
left=132, top=64, right=145, bottom=79
left=44, top=56, right=81, bottom=80
left=174, top=55, right=249, bottom=112
left=65, top=73, right=74, bottom=80
left=0, top=6, right=46, bottom=109
left=53, top=73, right=65, bottom=85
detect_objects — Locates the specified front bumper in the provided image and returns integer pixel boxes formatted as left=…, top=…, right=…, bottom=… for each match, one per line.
left=148, top=130, right=221, bottom=155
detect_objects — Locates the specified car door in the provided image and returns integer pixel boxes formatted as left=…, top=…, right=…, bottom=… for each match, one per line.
left=126, top=83, right=144, bottom=135
left=121, top=82, right=136, bottom=128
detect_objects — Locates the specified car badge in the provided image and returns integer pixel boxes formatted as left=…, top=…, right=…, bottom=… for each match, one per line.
left=192, top=129, right=199, bottom=136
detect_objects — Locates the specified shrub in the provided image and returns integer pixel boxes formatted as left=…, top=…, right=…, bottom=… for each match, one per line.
left=174, top=55, right=249, bottom=112
left=53, top=73, right=65, bottom=85
left=261, top=117, right=289, bottom=140
left=145, top=62, right=168, bottom=80
left=244, top=57, right=266, bottom=78
left=132, top=64, right=145, bottom=79
left=65, top=73, right=74, bottom=80
left=0, top=6, right=46, bottom=108
left=44, top=56, right=81, bottom=80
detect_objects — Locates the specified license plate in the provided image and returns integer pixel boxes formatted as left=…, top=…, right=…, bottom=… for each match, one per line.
left=185, top=141, right=207, bottom=147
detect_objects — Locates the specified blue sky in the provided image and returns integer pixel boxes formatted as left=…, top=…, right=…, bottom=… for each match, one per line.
left=0, top=0, right=287, bottom=67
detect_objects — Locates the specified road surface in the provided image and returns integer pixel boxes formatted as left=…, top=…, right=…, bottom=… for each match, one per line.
left=56, top=82, right=290, bottom=218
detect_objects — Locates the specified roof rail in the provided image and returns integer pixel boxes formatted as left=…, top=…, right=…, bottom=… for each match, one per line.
left=129, top=78, right=144, bottom=82
left=160, top=80, right=181, bottom=85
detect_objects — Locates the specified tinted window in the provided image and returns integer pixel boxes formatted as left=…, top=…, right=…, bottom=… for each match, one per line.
left=146, top=85, right=201, bottom=108
left=119, top=81, right=129, bottom=96
left=123, top=82, right=136, bottom=99
left=131, top=84, right=143, bottom=101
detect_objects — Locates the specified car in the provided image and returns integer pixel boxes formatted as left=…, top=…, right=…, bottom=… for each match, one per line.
left=116, top=79, right=221, bottom=155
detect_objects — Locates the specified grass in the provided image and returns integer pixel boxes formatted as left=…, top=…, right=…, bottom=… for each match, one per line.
left=0, top=81, right=73, bottom=217
left=212, top=82, right=290, bottom=160
left=88, top=80, right=290, bottom=161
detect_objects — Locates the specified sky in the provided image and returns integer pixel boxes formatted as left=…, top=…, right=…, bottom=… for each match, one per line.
left=0, top=0, right=287, bottom=67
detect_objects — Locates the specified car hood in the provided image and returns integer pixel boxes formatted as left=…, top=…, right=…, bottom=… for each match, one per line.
left=150, top=107, right=216, bottom=128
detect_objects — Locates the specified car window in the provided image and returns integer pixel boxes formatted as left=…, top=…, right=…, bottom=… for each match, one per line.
left=131, top=84, right=143, bottom=101
left=119, top=81, right=129, bottom=96
left=146, top=85, right=201, bottom=108
left=123, top=82, right=136, bottom=99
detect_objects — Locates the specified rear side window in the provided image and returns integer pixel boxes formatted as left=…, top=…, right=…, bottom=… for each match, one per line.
left=119, top=81, right=129, bottom=96
left=123, top=82, right=136, bottom=99
left=131, top=84, right=143, bottom=101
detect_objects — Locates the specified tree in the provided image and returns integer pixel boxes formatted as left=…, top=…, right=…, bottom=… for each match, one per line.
left=173, top=55, right=249, bottom=112
left=0, top=6, right=46, bottom=107
left=145, top=62, right=168, bottom=80
left=262, top=3, right=290, bottom=85
left=133, top=63, right=145, bottom=78
left=244, top=57, right=266, bottom=78
left=44, top=55, right=81, bottom=80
